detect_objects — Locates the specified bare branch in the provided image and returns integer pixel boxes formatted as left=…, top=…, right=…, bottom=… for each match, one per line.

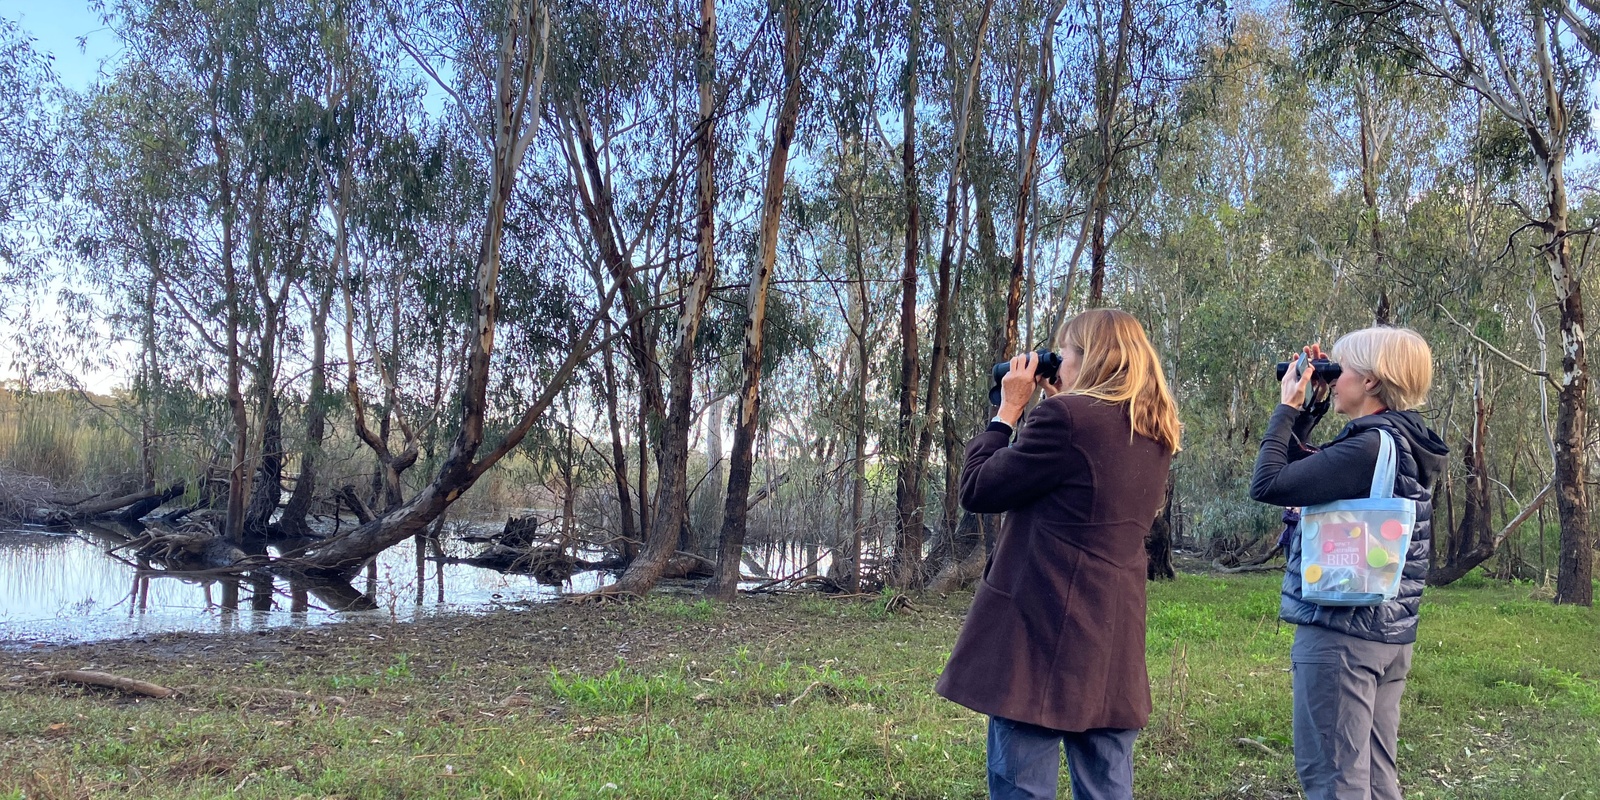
left=1438, top=303, right=1557, bottom=388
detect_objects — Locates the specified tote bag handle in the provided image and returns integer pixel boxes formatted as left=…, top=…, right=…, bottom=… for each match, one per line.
left=1368, top=429, right=1398, bottom=499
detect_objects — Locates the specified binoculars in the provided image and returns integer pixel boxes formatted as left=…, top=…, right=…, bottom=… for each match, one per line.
left=989, top=350, right=1065, bottom=406
left=1275, top=357, right=1344, bottom=381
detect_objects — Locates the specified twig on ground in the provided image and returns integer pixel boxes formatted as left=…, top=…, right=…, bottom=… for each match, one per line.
left=787, top=680, right=824, bottom=706
left=1235, top=737, right=1280, bottom=758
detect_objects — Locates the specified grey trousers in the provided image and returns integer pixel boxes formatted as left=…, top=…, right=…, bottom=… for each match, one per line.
left=986, top=716, right=1138, bottom=800
left=1291, top=625, right=1414, bottom=800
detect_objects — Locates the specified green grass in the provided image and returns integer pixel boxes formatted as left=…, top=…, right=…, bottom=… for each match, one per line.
left=1, top=575, right=1596, bottom=799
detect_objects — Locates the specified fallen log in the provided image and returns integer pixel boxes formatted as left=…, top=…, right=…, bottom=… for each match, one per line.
left=5, top=477, right=187, bottom=527
left=39, top=670, right=349, bottom=706
left=46, top=670, right=175, bottom=699
left=1212, top=542, right=1285, bottom=574
left=115, top=482, right=187, bottom=524
left=71, top=482, right=185, bottom=520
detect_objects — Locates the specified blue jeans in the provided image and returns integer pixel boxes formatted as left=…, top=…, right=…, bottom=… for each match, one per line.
left=987, top=715, right=1139, bottom=800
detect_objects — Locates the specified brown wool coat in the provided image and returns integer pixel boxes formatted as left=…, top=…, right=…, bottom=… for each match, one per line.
left=935, top=393, right=1172, bottom=732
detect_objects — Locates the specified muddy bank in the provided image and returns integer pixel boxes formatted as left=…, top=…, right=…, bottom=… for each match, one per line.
left=3, top=590, right=947, bottom=715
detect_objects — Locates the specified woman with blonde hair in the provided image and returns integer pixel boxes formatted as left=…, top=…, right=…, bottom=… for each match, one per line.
left=1251, top=326, right=1449, bottom=800
left=937, top=308, right=1181, bottom=800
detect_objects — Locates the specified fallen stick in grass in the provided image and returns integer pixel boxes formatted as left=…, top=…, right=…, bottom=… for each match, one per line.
left=45, top=670, right=175, bottom=699
left=38, top=668, right=346, bottom=706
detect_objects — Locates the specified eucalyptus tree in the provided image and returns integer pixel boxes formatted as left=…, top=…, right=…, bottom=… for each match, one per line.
left=794, top=0, right=902, bottom=590
left=64, top=0, right=333, bottom=545
left=317, top=6, right=480, bottom=518
left=1302, top=0, right=1595, bottom=605
left=604, top=0, right=728, bottom=596
left=0, top=19, right=63, bottom=291
left=1116, top=10, right=1347, bottom=546
left=892, top=0, right=924, bottom=589
left=545, top=0, right=759, bottom=596
left=299, top=0, right=625, bottom=579
left=68, top=57, right=219, bottom=494
left=890, top=0, right=996, bottom=588
left=708, top=0, right=810, bottom=600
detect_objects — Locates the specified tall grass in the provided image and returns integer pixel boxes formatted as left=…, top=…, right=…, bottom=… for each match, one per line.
left=0, top=389, right=141, bottom=489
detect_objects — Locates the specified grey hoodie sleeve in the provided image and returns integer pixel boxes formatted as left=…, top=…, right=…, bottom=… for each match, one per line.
left=1250, top=404, right=1382, bottom=507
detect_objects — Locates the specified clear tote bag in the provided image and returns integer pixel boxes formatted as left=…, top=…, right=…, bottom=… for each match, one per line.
left=1298, top=429, right=1415, bottom=607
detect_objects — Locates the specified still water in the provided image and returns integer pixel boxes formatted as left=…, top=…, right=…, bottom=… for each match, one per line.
left=0, top=524, right=615, bottom=646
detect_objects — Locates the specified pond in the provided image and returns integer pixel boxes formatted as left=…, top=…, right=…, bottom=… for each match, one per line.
left=0, top=523, right=837, bottom=647
left=0, top=523, right=617, bottom=647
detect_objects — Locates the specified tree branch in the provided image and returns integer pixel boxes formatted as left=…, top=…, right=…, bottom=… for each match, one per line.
left=1438, top=304, right=1557, bottom=388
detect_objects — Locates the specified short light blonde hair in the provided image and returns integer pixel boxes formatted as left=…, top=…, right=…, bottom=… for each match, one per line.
left=1331, top=326, right=1433, bottom=411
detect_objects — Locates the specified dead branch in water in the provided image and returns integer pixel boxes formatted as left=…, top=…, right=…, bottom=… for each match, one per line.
left=0, top=469, right=185, bottom=526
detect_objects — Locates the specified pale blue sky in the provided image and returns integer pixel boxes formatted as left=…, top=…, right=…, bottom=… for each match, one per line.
left=2, top=1, right=119, bottom=90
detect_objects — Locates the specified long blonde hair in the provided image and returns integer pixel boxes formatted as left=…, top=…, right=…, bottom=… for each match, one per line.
left=1055, top=309, right=1183, bottom=453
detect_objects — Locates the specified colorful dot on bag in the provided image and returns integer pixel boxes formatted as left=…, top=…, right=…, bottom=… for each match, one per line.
left=1305, top=564, right=1324, bottom=583
left=1367, top=548, right=1390, bottom=568
left=1381, top=520, right=1404, bottom=540
left=1348, top=526, right=1364, bottom=538
left=1323, top=540, right=1336, bottom=553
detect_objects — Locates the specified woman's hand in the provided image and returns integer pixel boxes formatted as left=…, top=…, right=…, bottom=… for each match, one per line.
left=1303, top=343, right=1331, bottom=403
left=1038, top=372, right=1064, bottom=398
left=998, top=352, right=1039, bottom=426
left=1280, top=346, right=1318, bottom=408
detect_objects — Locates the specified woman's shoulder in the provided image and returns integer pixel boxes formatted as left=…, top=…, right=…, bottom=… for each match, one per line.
left=1050, top=393, right=1126, bottom=420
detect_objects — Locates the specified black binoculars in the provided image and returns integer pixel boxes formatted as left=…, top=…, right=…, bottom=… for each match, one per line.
left=1275, top=357, right=1344, bottom=381
left=989, top=350, right=1065, bottom=406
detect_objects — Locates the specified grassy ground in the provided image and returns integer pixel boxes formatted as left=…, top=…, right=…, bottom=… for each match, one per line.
left=1, top=573, right=1596, bottom=799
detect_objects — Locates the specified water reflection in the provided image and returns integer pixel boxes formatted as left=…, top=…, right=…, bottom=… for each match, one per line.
left=0, top=525, right=616, bottom=646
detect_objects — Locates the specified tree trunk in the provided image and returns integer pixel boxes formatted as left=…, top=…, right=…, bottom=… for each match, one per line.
left=1147, top=471, right=1176, bottom=580
left=695, top=391, right=726, bottom=553
left=1084, top=0, right=1133, bottom=309
left=835, top=146, right=870, bottom=593
left=1356, top=76, right=1391, bottom=325
left=1531, top=17, right=1593, bottom=606
left=892, top=0, right=994, bottom=589
left=214, top=129, right=249, bottom=547
left=1003, top=0, right=1067, bottom=353
left=278, top=277, right=334, bottom=537
left=1447, top=353, right=1493, bottom=570
left=709, top=0, right=803, bottom=600
left=244, top=396, right=283, bottom=535
left=601, top=341, right=638, bottom=557
left=138, top=275, right=158, bottom=490
left=609, top=0, right=719, bottom=597
left=892, top=0, right=924, bottom=592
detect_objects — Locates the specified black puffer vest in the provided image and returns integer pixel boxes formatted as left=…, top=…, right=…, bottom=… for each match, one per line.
left=1279, top=412, right=1444, bottom=645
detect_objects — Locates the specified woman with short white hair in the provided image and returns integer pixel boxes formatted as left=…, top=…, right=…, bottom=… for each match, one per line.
left=1251, top=326, right=1450, bottom=800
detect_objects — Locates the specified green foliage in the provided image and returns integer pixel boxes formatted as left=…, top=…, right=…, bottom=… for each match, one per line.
left=328, top=654, right=417, bottom=691
left=547, top=662, right=691, bottom=713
